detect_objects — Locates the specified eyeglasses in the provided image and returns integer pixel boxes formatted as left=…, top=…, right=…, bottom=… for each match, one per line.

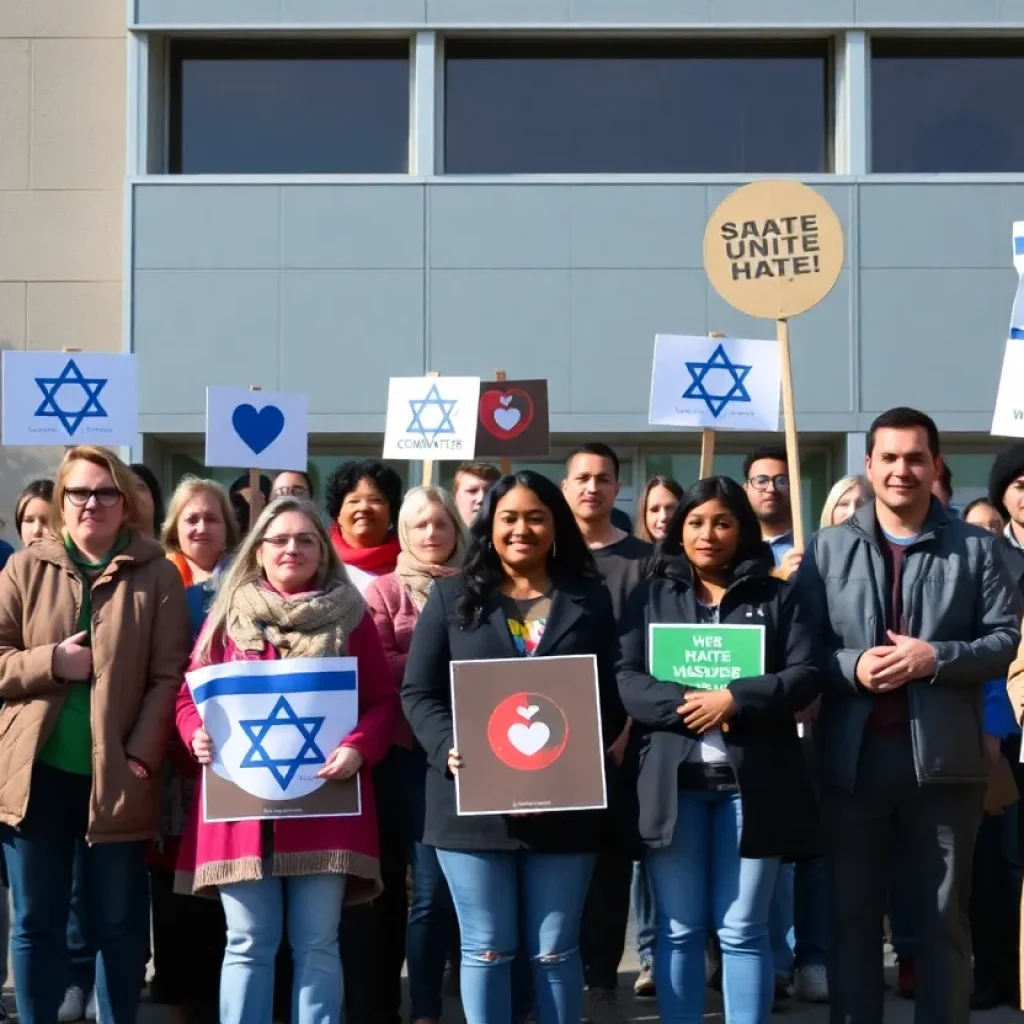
left=747, top=474, right=790, bottom=492
left=261, top=533, right=319, bottom=551
left=271, top=486, right=310, bottom=499
left=65, top=487, right=123, bottom=508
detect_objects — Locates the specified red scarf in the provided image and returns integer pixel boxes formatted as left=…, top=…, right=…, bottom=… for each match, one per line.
left=329, top=523, right=401, bottom=577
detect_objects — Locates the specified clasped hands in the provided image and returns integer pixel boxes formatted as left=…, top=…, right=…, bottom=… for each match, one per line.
left=676, top=688, right=737, bottom=734
left=856, top=632, right=936, bottom=692
left=190, top=728, right=364, bottom=780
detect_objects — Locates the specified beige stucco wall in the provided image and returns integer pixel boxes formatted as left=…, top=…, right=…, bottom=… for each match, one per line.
left=0, top=0, right=125, bottom=540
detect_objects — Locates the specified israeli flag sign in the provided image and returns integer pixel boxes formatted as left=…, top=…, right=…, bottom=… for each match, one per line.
left=186, top=657, right=361, bottom=822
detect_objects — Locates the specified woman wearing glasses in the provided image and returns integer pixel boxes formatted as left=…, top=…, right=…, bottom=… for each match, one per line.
left=176, top=497, right=398, bottom=1024
left=0, top=445, right=191, bottom=1024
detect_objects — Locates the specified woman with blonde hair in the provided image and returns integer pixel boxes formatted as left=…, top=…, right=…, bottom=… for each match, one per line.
left=176, top=497, right=398, bottom=1024
left=0, top=445, right=191, bottom=1024
left=162, top=477, right=239, bottom=588
left=364, top=486, right=468, bottom=1024
left=635, top=476, right=684, bottom=545
left=819, top=475, right=871, bottom=529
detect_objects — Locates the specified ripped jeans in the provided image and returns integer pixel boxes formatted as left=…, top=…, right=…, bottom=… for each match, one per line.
left=436, top=849, right=595, bottom=1024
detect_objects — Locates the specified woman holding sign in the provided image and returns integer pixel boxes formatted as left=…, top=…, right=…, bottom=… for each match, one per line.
left=0, top=444, right=192, bottom=1024
left=617, top=476, right=820, bottom=1024
left=402, top=471, right=626, bottom=1024
left=176, top=497, right=398, bottom=1024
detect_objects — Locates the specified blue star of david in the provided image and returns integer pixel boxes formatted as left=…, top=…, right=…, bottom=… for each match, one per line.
left=407, top=382, right=458, bottom=442
left=239, top=696, right=326, bottom=791
left=682, top=343, right=753, bottom=418
left=34, top=359, right=108, bottom=435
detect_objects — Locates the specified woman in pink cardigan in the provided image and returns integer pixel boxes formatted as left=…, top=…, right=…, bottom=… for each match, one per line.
left=175, top=497, right=398, bottom=1024
left=363, top=485, right=468, bottom=1024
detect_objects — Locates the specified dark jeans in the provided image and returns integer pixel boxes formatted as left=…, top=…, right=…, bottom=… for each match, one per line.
left=823, top=733, right=984, bottom=1024
left=631, top=860, right=656, bottom=969
left=66, top=842, right=95, bottom=990
left=580, top=849, right=632, bottom=991
left=3, top=764, right=149, bottom=1024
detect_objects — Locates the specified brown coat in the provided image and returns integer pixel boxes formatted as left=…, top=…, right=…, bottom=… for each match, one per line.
left=0, top=534, right=191, bottom=843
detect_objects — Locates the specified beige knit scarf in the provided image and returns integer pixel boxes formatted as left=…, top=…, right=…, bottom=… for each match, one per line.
left=395, top=550, right=461, bottom=611
left=226, top=579, right=366, bottom=659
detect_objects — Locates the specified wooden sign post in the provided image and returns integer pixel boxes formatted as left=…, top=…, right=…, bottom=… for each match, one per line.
left=698, top=333, right=724, bottom=479
left=703, top=180, right=844, bottom=550
left=494, top=369, right=512, bottom=476
left=247, top=385, right=265, bottom=523
left=421, top=370, right=439, bottom=487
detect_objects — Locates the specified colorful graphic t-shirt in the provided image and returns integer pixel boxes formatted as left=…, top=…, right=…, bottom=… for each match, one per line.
left=503, top=594, right=551, bottom=657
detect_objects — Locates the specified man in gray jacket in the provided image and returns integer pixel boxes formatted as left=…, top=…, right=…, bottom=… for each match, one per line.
left=796, top=407, right=1023, bottom=1024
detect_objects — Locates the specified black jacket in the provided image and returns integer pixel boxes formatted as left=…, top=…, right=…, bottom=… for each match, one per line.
left=616, top=556, right=823, bottom=861
left=401, top=573, right=627, bottom=853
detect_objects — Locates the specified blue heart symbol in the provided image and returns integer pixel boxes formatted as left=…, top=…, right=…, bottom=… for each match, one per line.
left=232, top=404, right=285, bottom=455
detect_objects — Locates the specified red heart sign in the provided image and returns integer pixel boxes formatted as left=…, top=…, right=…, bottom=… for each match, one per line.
left=479, top=388, right=535, bottom=440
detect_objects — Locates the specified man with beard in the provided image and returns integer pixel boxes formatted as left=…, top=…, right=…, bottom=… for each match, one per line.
left=743, top=446, right=801, bottom=579
left=798, top=407, right=1021, bottom=1024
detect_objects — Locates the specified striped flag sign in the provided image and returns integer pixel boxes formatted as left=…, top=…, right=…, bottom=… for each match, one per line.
left=186, top=656, right=360, bottom=822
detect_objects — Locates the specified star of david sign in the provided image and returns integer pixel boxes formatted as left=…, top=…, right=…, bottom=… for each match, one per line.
left=407, top=382, right=458, bottom=442
left=682, top=343, right=753, bottom=418
left=239, top=695, right=326, bottom=791
left=34, top=359, right=109, bottom=435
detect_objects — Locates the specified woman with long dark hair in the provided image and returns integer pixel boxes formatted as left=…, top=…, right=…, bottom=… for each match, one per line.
left=617, top=476, right=820, bottom=1024
left=402, top=471, right=626, bottom=1024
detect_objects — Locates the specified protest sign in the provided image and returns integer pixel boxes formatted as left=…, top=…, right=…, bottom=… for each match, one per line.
left=205, top=386, right=308, bottom=472
left=991, top=222, right=1024, bottom=439
left=450, top=655, right=607, bottom=816
left=476, top=377, right=550, bottom=462
left=186, top=657, right=361, bottom=822
left=649, top=624, right=766, bottom=691
left=2, top=351, right=138, bottom=447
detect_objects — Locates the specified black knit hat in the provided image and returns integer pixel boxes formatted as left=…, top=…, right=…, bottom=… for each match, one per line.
left=988, top=443, right=1024, bottom=516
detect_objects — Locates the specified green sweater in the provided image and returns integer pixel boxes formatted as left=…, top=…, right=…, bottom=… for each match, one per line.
left=38, top=532, right=129, bottom=775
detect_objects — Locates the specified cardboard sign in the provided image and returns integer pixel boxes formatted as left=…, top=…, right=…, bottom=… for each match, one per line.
left=186, top=657, right=361, bottom=822
left=649, top=624, right=766, bottom=691
left=383, top=376, right=480, bottom=461
left=649, top=334, right=781, bottom=431
left=2, top=351, right=138, bottom=447
left=205, top=386, right=308, bottom=471
left=450, top=655, right=607, bottom=816
left=475, top=379, right=550, bottom=459
left=703, top=180, right=844, bottom=320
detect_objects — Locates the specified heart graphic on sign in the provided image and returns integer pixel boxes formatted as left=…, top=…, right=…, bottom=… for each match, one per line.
left=517, top=705, right=539, bottom=720
left=480, top=388, right=534, bottom=441
left=232, top=404, right=285, bottom=455
left=507, top=721, right=550, bottom=757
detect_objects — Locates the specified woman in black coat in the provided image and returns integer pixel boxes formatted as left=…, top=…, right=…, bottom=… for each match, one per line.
left=616, top=476, right=821, bottom=1024
left=402, top=471, right=626, bottom=1024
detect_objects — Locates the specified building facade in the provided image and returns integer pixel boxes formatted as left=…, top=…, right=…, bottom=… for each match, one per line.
left=5, top=0, right=1024, bottom=535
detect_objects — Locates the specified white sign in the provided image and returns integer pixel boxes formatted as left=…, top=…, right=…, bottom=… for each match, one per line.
left=383, top=376, right=480, bottom=460
left=649, top=334, right=782, bottom=432
left=186, top=657, right=360, bottom=818
left=2, top=351, right=138, bottom=447
left=991, top=224, right=1024, bottom=438
left=205, top=387, right=308, bottom=471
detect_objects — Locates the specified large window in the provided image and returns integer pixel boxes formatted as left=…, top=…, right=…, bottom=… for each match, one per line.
left=169, top=41, right=411, bottom=174
left=871, top=40, right=1024, bottom=173
left=444, top=39, right=832, bottom=174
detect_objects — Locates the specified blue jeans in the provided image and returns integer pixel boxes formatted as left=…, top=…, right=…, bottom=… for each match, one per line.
left=2, top=764, right=148, bottom=1024
left=768, top=863, right=794, bottom=979
left=408, top=841, right=452, bottom=1020
left=66, top=841, right=96, bottom=989
left=220, top=874, right=346, bottom=1024
left=436, top=848, right=594, bottom=1024
left=793, top=857, right=828, bottom=968
left=632, top=860, right=656, bottom=968
left=646, top=790, right=779, bottom=1024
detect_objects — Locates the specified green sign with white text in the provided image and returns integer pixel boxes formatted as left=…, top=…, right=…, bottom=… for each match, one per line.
left=649, top=624, right=766, bottom=691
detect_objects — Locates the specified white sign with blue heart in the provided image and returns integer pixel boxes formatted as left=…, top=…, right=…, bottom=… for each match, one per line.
left=205, top=386, right=308, bottom=471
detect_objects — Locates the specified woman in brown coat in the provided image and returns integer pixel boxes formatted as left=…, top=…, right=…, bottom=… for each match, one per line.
left=0, top=445, right=191, bottom=1024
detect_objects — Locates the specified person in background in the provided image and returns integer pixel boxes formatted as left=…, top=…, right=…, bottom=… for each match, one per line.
left=618, top=475, right=821, bottom=1024
left=271, top=471, right=314, bottom=502
left=0, top=445, right=191, bottom=1024
left=130, top=464, right=166, bottom=540
left=177, top=497, right=398, bottom=1024
left=797, top=407, right=1023, bottom=1024
left=228, top=474, right=272, bottom=537
left=16, top=480, right=55, bottom=546
left=452, top=462, right=501, bottom=527
left=635, top=476, right=683, bottom=546
left=991, top=443, right=1024, bottom=553
left=932, top=461, right=954, bottom=510
left=961, top=497, right=1022, bottom=1010
left=364, top=486, right=468, bottom=1024
left=403, top=471, right=626, bottom=1024
left=820, top=475, right=871, bottom=529
left=561, top=443, right=648, bottom=1024
left=162, top=478, right=239, bottom=589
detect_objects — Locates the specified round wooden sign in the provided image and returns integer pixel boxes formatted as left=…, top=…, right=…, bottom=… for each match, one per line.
left=703, top=180, right=844, bottom=320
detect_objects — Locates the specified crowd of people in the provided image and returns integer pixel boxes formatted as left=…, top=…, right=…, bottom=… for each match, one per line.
left=0, top=405, right=1020, bottom=1024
